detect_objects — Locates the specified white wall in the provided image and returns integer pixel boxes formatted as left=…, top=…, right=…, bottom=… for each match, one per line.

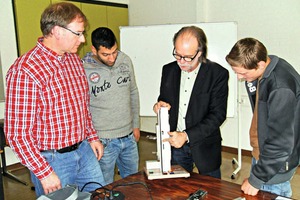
left=0, top=0, right=19, bottom=165
left=128, top=0, right=300, bottom=151
left=0, top=0, right=18, bottom=120
left=203, top=0, right=300, bottom=72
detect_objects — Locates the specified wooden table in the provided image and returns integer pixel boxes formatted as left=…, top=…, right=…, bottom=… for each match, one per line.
left=93, top=170, right=277, bottom=200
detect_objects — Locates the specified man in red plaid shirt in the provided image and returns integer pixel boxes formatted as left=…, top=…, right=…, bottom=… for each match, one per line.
left=4, top=2, right=105, bottom=197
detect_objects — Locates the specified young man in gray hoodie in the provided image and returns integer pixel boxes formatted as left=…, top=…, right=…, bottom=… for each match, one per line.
left=82, top=27, right=140, bottom=185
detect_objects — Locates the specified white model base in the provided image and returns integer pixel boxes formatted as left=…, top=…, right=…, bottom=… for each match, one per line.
left=144, top=164, right=190, bottom=180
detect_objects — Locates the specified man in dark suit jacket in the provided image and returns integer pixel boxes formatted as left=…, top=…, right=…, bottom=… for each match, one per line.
left=153, top=26, right=229, bottom=178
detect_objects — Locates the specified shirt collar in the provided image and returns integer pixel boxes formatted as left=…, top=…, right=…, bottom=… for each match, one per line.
left=37, top=37, right=67, bottom=62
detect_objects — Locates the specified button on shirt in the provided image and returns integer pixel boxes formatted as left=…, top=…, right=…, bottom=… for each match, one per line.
left=177, top=64, right=201, bottom=132
left=5, top=38, right=98, bottom=180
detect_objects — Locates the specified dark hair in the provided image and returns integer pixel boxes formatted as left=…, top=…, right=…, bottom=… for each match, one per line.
left=173, top=26, right=207, bottom=62
left=226, top=38, right=268, bottom=69
left=91, top=27, right=117, bottom=50
left=40, top=2, right=87, bottom=36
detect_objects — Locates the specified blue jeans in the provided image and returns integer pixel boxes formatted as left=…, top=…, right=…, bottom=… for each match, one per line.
left=31, top=140, right=106, bottom=197
left=100, top=133, right=139, bottom=185
left=171, top=144, right=221, bottom=179
left=251, top=158, right=292, bottom=197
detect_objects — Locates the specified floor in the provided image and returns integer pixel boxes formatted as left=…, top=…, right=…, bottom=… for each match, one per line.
left=2, top=132, right=300, bottom=200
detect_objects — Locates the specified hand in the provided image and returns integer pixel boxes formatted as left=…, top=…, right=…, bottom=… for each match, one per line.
left=40, top=171, right=61, bottom=195
left=163, top=131, right=187, bottom=148
left=153, top=101, right=171, bottom=114
left=90, top=140, right=104, bottom=160
left=133, top=128, right=140, bottom=142
left=241, top=178, right=259, bottom=196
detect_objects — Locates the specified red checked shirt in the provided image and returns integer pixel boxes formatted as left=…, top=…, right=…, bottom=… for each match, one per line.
left=4, top=38, right=98, bottom=180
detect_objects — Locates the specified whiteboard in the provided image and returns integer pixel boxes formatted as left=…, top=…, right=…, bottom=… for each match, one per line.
left=120, top=22, right=237, bottom=117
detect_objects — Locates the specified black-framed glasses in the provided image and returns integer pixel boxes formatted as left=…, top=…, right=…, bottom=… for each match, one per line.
left=60, top=26, right=85, bottom=37
left=172, top=48, right=199, bottom=62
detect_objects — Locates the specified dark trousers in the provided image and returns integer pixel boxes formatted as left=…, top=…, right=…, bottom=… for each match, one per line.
left=171, top=144, right=221, bottom=179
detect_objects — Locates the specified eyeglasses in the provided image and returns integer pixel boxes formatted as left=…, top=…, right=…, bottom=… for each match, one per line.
left=172, top=48, right=199, bottom=62
left=60, top=26, right=85, bottom=37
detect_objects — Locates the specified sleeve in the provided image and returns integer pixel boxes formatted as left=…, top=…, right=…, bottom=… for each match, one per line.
left=5, top=69, right=54, bottom=180
left=157, top=65, right=171, bottom=103
left=84, top=90, right=99, bottom=142
left=83, top=65, right=99, bottom=142
left=249, top=88, right=297, bottom=189
left=129, top=58, right=140, bottom=129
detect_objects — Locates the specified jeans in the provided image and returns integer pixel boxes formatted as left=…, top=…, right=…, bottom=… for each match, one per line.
left=171, top=144, right=221, bottom=179
left=31, top=140, right=106, bottom=197
left=251, top=158, right=292, bottom=197
left=99, top=132, right=139, bottom=185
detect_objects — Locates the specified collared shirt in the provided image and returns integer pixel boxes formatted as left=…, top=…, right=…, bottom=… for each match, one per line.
left=177, top=64, right=201, bottom=132
left=5, top=38, right=98, bottom=180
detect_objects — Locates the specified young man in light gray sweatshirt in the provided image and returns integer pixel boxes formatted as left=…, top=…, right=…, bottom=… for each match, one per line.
left=82, top=27, right=140, bottom=185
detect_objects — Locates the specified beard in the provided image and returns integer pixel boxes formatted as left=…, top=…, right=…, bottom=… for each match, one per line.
left=178, top=63, right=193, bottom=72
left=95, top=55, right=115, bottom=67
left=177, top=56, right=201, bottom=72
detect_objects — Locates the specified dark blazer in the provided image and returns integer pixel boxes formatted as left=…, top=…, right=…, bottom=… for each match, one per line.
left=158, top=60, right=229, bottom=173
